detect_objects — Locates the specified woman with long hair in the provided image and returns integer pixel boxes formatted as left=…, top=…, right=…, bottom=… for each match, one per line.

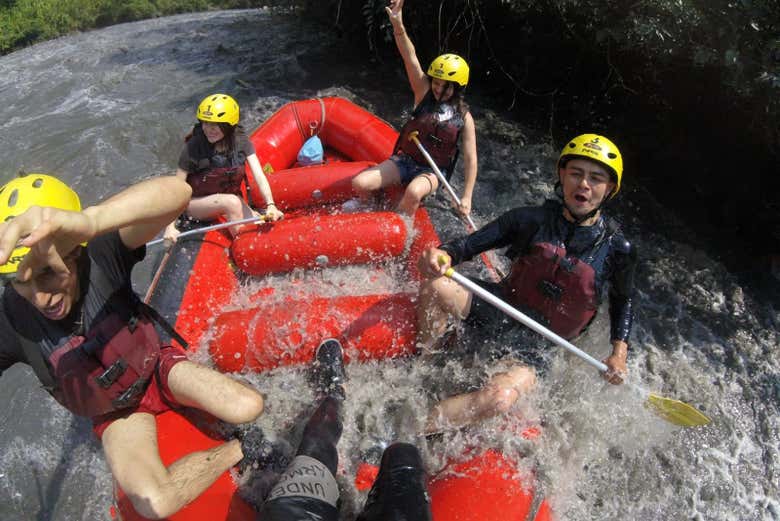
left=164, top=93, right=283, bottom=242
left=351, top=0, right=478, bottom=217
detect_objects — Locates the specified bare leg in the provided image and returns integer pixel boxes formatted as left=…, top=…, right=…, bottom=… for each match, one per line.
left=424, top=365, right=537, bottom=434
left=103, top=413, right=243, bottom=519
left=351, top=159, right=402, bottom=199
left=416, top=275, right=472, bottom=355
left=102, top=361, right=264, bottom=518
left=186, top=194, right=252, bottom=236
left=397, top=172, right=439, bottom=216
left=166, top=361, right=264, bottom=424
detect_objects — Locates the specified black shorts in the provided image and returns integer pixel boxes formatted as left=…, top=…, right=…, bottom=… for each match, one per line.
left=462, top=277, right=553, bottom=372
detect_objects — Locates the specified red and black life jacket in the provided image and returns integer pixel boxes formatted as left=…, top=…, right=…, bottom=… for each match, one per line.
left=506, top=242, right=600, bottom=340
left=397, top=93, right=464, bottom=172
left=17, top=296, right=187, bottom=418
left=185, top=127, right=248, bottom=198
left=186, top=163, right=246, bottom=199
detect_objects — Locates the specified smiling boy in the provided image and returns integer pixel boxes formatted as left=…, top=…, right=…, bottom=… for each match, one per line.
left=415, top=134, right=637, bottom=432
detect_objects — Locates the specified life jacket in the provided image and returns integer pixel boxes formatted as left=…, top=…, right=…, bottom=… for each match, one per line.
left=505, top=242, right=601, bottom=340
left=17, top=295, right=188, bottom=418
left=397, top=93, right=464, bottom=173
left=185, top=127, right=248, bottom=198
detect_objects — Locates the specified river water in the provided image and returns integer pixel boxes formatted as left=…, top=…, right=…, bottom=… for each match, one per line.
left=0, top=9, right=777, bottom=521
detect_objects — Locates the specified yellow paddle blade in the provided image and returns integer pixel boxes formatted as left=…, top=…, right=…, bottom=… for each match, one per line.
left=646, top=393, right=711, bottom=427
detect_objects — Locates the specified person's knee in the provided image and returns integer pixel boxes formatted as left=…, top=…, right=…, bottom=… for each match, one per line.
left=482, top=384, right=519, bottom=414
left=230, top=388, right=264, bottom=423
left=418, top=277, right=459, bottom=314
left=403, top=182, right=427, bottom=204
left=484, top=368, right=536, bottom=414
left=125, top=480, right=178, bottom=520
left=224, top=194, right=244, bottom=219
left=352, top=171, right=376, bottom=193
left=419, top=276, right=449, bottom=302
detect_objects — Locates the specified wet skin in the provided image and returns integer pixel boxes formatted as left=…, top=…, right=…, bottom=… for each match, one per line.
left=558, top=158, right=615, bottom=223
left=430, top=78, right=454, bottom=102
left=201, top=121, right=225, bottom=143
left=11, top=249, right=81, bottom=321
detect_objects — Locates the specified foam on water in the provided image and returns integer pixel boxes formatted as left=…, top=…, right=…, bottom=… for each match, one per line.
left=0, top=8, right=777, bottom=521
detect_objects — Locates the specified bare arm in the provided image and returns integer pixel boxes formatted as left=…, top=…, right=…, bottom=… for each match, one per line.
left=164, top=168, right=190, bottom=241
left=0, top=176, right=190, bottom=282
left=246, top=154, right=283, bottom=220
left=87, top=175, right=191, bottom=250
left=386, top=0, right=429, bottom=105
left=458, top=112, right=478, bottom=216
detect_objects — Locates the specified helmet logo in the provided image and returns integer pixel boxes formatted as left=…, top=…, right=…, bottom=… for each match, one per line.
left=584, top=142, right=602, bottom=152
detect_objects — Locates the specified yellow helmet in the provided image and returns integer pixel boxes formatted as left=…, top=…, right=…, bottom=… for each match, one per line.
left=558, top=134, right=623, bottom=197
left=196, top=93, right=239, bottom=126
left=0, top=174, right=82, bottom=277
left=427, top=54, right=469, bottom=87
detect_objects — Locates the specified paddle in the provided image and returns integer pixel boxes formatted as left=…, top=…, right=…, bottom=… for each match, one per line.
left=146, top=215, right=266, bottom=248
left=143, top=215, right=267, bottom=303
left=407, top=130, right=506, bottom=281
left=441, top=263, right=711, bottom=427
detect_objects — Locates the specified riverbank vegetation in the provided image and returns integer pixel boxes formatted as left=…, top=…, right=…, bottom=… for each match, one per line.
left=314, top=0, right=779, bottom=268
left=2, top=0, right=777, bottom=271
left=0, top=0, right=252, bottom=52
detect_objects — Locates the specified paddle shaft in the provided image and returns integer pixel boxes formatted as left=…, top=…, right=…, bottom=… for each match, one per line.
left=146, top=216, right=263, bottom=248
left=408, top=132, right=505, bottom=281
left=408, top=133, right=478, bottom=230
left=445, top=268, right=608, bottom=372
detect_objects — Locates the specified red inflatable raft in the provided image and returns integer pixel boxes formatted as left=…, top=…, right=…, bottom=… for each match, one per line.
left=113, top=97, right=553, bottom=521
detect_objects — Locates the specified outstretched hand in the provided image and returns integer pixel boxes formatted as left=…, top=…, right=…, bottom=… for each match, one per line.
left=0, top=206, right=94, bottom=282
left=385, top=0, right=404, bottom=24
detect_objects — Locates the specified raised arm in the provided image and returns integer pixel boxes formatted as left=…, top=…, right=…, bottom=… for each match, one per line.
left=0, top=176, right=190, bottom=283
left=386, top=0, right=429, bottom=105
left=163, top=168, right=190, bottom=243
left=88, top=175, right=191, bottom=250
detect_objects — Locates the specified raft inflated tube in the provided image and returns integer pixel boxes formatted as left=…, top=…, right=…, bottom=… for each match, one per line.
left=209, top=293, right=417, bottom=372
left=429, top=449, right=552, bottom=521
left=231, top=211, right=407, bottom=276
left=267, top=161, right=375, bottom=210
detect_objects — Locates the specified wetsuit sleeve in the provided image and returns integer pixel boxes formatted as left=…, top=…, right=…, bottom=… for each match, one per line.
left=88, top=232, right=145, bottom=288
left=608, top=237, right=637, bottom=343
left=439, top=207, right=537, bottom=266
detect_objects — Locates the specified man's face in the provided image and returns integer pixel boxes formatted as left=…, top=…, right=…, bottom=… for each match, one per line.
left=11, top=249, right=81, bottom=321
left=559, top=158, right=616, bottom=220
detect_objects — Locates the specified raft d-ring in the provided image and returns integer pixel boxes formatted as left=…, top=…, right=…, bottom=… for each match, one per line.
left=309, top=121, right=318, bottom=136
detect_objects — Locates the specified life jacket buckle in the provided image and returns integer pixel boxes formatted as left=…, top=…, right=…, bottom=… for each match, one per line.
left=538, top=279, right=563, bottom=301
left=95, top=358, right=128, bottom=389
left=127, top=315, right=138, bottom=333
left=112, top=377, right=149, bottom=409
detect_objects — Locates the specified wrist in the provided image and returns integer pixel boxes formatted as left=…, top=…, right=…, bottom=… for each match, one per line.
left=266, top=202, right=276, bottom=207
left=610, top=340, right=628, bottom=359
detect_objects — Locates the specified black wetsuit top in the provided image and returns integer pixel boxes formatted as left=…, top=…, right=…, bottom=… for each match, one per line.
left=440, top=200, right=636, bottom=342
